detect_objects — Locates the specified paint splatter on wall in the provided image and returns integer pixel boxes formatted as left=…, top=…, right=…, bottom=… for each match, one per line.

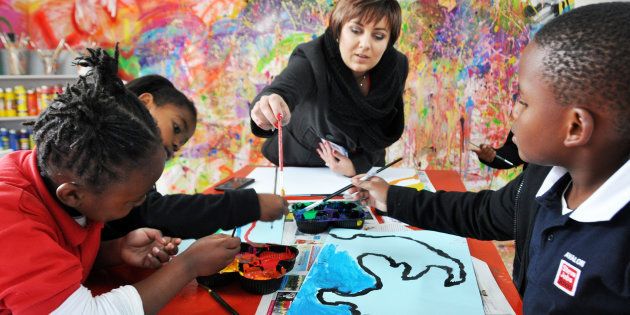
left=3, top=0, right=530, bottom=192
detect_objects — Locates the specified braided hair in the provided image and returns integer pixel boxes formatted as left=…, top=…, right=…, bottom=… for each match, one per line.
left=125, top=74, right=197, bottom=121
left=33, top=46, right=162, bottom=191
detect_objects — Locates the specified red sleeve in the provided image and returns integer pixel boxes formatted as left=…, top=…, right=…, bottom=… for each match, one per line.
left=0, top=197, right=84, bottom=314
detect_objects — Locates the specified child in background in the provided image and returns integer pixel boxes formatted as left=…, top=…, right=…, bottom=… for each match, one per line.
left=102, top=74, right=288, bottom=240
left=352, top=3, right=629, bottom=314
left=472, top=130, right=525, bottom=169
left=0, top=48, right=240, bottom=314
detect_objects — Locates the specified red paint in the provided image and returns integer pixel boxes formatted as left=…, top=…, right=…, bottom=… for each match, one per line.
left=237, top=246, right=297, bottom=280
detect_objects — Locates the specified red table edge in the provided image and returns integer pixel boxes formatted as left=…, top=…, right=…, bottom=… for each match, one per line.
left=204, top=166, right=522, bottom=314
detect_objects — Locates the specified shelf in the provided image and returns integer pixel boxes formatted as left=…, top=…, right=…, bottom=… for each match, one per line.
left=0, top=116, right=38, bottom=121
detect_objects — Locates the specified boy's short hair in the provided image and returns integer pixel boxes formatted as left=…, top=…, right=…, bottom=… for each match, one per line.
left=329, top=0, right=402, bottom=47
left=534, top=2, right=630, bottom=135
left=33, top=47, right=162, bottom=191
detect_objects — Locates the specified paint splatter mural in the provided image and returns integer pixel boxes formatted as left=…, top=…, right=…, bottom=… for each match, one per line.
left=1, top=0, right=531, bottom=192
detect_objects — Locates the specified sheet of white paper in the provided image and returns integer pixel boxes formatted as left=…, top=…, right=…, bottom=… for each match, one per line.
left=472, top=257, right=516, bottom=315
left=245, top=167, right=277, bottom=194
left=281, top=167, right=351, bottom=196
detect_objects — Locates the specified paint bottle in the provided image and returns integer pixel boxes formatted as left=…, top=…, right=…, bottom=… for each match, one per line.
left=0, top=128, right=9, bottom=149
left=19, top=129, right=30, bottom=150
left=0, top=88, right=5, bottom=117
left=8, top=129, right=19, bottom=151
left=27, top=89, right=38, bottom=116
left=38, top=85, right=50, bottom=111
left=15, top=85, right=28, bottom=117
left=4, top=87, right=16, bottom=117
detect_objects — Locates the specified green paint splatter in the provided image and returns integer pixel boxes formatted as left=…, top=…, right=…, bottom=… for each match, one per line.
left=256, top=33, right=313, bottom=72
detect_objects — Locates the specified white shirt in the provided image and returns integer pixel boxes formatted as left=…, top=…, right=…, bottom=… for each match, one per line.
left=535, top=159, right=630, bottom=222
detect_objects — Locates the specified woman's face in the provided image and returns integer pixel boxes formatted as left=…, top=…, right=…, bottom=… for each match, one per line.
left=140, top=93, right=196, bottom=160
left=338, top=17, right=391, bottom=77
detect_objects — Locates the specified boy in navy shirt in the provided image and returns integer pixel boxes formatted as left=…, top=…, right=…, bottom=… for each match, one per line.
left=352, top=3, right=630, bottom=314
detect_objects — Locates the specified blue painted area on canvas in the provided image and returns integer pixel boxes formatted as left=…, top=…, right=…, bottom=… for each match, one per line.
left=288, top=244, right=376, bottom=315
left=289, top=229, right=484, bottom=315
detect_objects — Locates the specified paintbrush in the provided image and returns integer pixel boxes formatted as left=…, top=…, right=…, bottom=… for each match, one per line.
left=199, top=283, right=239, bottom=315
left=301, top=157, right=403, bottom=211
left=470, top=143, right=514, bottom=166
left=277, top=113, right=285, bottom=197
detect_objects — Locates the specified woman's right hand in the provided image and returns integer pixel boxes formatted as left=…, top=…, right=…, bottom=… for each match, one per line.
left=250, top=93, right=291, bottom=130
left=181, top=234, right=241, bottom=277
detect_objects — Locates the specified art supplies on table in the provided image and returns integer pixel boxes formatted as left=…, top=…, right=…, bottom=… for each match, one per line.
left=291, top=201, right=367, bottom=234
left=197, top=243, right=299, bottom=295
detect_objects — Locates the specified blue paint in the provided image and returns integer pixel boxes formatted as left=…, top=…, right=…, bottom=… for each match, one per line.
left=288, top=244, right=375, bottom=315
left=466, top=96, right=475, bottom=111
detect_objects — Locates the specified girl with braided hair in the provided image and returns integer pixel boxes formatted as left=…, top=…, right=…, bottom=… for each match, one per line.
left=102, top=74, right=288, bottom=241
left=0, top=47, right=241, bottom=314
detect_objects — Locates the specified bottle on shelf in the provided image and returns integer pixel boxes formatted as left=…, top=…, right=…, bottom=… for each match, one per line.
left=0, top=128, right=9, bottom=149
left=0, top=88, right=5, bottom=117
left=19, top=129, right=30, bottom=150
left=8, top=129, right=18, bottom=151
left=27, top=89, right=38, bottom=116
left=15, top=85, right=28, bottom=117
left=4, top=87, right=16, bottom=117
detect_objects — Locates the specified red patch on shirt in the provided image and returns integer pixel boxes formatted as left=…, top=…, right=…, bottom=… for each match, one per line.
left=553, top=259, right=581, bottom=296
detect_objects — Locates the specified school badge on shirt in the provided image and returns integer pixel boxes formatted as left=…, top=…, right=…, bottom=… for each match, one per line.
left=553, top=259, right=581, bottom=296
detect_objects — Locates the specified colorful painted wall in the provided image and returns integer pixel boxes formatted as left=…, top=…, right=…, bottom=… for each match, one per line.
left=1, top=0, right=531, bottom=192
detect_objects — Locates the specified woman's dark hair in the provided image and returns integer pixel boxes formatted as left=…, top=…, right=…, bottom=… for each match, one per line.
left=125, top=74, right=197, bottom=121
left=32, top=46, right=163, bottom=191
left=329, top=0, right=402, bottom=47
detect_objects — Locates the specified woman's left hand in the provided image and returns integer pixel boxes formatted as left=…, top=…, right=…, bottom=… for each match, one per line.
left=317, top=140, right=356, bottom=177
left=120, top=228, right=181, bottom=269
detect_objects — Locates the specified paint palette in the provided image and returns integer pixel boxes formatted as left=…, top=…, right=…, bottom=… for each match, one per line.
left=291, top=201, right=367, bottom=234
left=196, top=243, right=299, bottom=295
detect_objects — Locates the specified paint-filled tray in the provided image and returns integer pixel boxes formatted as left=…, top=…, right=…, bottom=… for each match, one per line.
left=196, top=243, right=299, bottom=295
left=291, top=201, right=367, bottom=234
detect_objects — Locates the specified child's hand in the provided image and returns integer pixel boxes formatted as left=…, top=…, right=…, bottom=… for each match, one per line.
left=351, top=175, right=390, bottom=211
left=121, top=228, right=181, bottom=269
left=258, top=193, right=289, bottom=221
left=471, top=143, right=496, bottom=163
left=317, top=140, right=356, bottom=177
left=180, top=234, right=241, bottom=277
left=251, top=93, right=291, bottom=131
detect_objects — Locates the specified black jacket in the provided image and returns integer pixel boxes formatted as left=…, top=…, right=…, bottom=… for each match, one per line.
left=386, top=164, right=552, bottom=295
left=102, top=188, right=261, bottom=240
left=250, top=35, right=408, bottom=173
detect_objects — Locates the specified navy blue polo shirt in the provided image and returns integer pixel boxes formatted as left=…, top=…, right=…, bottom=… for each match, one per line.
left=523, top=162, right=630, bottom=314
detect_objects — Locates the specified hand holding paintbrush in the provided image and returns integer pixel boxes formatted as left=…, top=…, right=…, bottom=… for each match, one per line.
left=470, top=142, right=514, bottom=166
left=302, top=157, right=403, bottom=211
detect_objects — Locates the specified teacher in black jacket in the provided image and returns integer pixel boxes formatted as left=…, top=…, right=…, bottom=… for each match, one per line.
left=249, top=0, right=408, bottom=177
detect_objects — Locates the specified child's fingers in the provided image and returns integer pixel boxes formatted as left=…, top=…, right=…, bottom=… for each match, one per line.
left=145, top=253, right=163, bottom=269
left=152, top=246, right=172, bottom=263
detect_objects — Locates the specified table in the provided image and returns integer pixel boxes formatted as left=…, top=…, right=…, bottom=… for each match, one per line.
left=87, top=167, right=522, bottom=315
